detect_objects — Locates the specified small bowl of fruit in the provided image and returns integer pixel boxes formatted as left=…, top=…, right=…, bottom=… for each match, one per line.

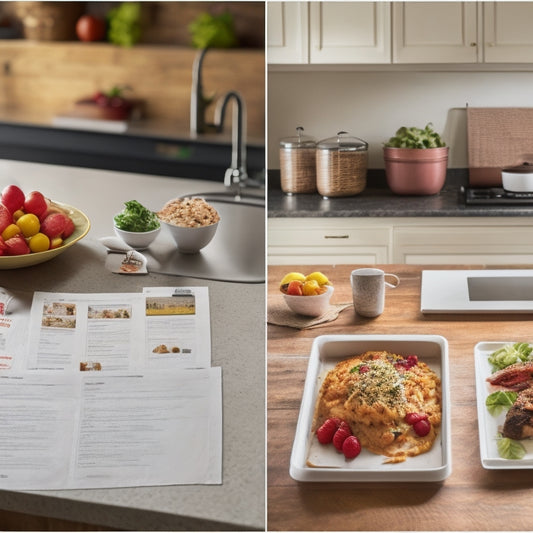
left=280, top=271, right=334, bottom=317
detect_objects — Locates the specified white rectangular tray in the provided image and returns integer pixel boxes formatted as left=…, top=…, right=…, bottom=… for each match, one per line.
left=289, top=335, right=451, bottom=482
left=475, top=341, right=533, bottom=469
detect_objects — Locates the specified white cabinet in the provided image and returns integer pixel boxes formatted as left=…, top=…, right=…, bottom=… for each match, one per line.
left=392, top=2, right=479, bottom=63
left=268, top=1, right=533, bottom=66
left=268, top=218, right=391, bottom=265
left=267, top=2, right=308, bottom=64
left=309, top=2, right=391, bottom=64
left=483, top=2, right=533, bottom=62
left=269, top=217, right=533, bottom=266
left=267, top=1, right=391, bottom=65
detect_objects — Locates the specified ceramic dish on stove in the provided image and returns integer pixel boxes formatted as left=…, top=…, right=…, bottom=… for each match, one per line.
left=502, top=163, right=533, bottom=192
left=289, top=334, right=451, bottom=482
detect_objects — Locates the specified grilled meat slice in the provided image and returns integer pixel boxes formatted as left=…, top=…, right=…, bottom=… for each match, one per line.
left=502, top=387, right=533, bottom=440
left=487, top=362, right=533, bottom=391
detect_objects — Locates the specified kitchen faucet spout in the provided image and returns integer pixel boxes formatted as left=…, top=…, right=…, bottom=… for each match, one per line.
left=214, top=90, right=248, bottom=194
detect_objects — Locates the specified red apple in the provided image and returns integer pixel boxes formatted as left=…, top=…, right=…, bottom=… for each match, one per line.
left=76, top=15, right=106, bottom=42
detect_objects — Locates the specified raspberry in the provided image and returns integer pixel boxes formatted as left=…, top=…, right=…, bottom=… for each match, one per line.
left=332, top=427, right=352, bottom=451
left=342, top=435, right=361, bottom=459
left=413, top=419, right=431, bottom=437
left=316, top=418, right=338, bottom=444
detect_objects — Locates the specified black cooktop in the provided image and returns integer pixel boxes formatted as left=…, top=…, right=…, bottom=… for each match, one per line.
left=464, top=186, right=533, bottom=206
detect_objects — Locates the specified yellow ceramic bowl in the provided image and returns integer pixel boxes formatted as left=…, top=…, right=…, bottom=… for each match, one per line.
left=0, top=202, right=91, bottom=269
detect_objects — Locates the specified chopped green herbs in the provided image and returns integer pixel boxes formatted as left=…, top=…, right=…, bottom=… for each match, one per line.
left=114, top=200, right=160, bottom=232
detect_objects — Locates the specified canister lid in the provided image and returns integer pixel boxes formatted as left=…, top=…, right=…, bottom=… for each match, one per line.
left=280, top=126, right=316, bottom=148
left=317, top=131, right=368, bottom=151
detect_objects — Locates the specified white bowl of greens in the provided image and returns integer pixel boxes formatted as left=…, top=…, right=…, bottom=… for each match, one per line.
left=113, top=200, right=161, bottom=250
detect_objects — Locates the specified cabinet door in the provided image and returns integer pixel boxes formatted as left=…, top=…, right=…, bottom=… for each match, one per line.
left=484, top=2, right=533, bottom=63
left=267, top=2, right=308, bottom=64
left=309, top=2, right=391, bottom=64
left=394, top=225, right=533, bottom=264
left=393, top=2, right=479, bottom=63
left=268, top=219, right=391, bottom=265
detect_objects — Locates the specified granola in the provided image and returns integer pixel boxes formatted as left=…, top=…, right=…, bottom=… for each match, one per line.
left=157, top=197, right=220, bottom=228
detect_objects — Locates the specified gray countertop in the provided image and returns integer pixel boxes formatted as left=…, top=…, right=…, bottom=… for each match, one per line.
left=268, top=171, right=533, bottom=218
left=0, top=161, right=264, bottom=531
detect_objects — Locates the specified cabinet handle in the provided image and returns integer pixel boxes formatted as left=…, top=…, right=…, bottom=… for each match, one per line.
left=324, top=234, right=349, bottom=239
left=470, top=42, right=477, bottom=47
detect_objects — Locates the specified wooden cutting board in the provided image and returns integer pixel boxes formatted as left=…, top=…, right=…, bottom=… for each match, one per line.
left=467, top=107, right=533, bottom=186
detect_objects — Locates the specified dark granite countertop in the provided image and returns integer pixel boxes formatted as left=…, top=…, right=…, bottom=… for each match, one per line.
left=268, top=170, right=533, bottom=218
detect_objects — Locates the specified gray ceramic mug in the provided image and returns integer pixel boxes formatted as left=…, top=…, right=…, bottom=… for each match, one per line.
left=351, top=268, right=400, bottom=317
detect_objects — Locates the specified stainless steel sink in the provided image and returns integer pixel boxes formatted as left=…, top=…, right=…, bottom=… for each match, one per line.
left=145, top=194, right=265, bottom=283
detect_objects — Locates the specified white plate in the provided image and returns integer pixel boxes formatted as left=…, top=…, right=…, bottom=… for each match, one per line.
left=475, top=341, right=533, bottom=469
left=289, top=335, right=451, bottom=482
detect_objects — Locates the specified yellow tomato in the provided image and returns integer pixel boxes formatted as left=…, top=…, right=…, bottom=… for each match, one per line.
left=2, top=223, right=20, bottom=240
left=16, top=213, right=40, bottom=238
left=12, top=209, right=24, bottom=221
left=29, top=232, right=50, bottom=253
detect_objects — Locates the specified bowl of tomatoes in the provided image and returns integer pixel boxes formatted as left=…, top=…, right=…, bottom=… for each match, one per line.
left=0, top=185, right=90, bottom=269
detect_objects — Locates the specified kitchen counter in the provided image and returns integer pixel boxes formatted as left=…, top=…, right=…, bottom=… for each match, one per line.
left=0, top=160, right=265, bottom=531
left=268, top=170, right=533, bottom=217
left=268, top=263, right=533, bottom=531
left=0, top=110, right=265, bottom=182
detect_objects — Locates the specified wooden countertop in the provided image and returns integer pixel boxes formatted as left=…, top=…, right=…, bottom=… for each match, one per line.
left=268, top=264, right=533, bottom=531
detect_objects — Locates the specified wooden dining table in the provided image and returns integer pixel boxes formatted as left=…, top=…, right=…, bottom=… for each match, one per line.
left=268, top=263, right=533, bottom=531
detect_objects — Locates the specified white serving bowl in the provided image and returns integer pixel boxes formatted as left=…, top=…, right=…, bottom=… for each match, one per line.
left=160, top=220, right=219, bottom=254
left=502, top=163, right=533, bottom=192
left=114, top=224, right=161, bottom=250
left=283, top=285, right=334, bottom=317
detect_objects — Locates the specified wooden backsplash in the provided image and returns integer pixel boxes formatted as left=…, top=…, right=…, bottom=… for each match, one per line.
left=0, top=42, right=265, bottom=140
left=0, top=2, right=265, bottom=140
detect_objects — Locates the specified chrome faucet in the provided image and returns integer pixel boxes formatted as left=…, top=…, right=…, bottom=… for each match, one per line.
left=190, top=48, right=249, bottom=194
left=214, top=91, right=248, bottom=193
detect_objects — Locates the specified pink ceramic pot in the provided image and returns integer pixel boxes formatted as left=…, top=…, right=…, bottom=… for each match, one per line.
left=384, top=147, right=449, bottom=195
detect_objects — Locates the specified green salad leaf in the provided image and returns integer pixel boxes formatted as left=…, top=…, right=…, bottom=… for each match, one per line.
left=497, top=436, right=526, bottom=460
left=488, top=342, right=533, bottom=371
left=114, top=200, right=160, bottom=232
left=486, top=390, right=518, bottom=416
left=384, top=123, right=446, bottom=149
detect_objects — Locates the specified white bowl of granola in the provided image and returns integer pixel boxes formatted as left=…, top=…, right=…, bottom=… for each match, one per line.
left=157, top=197, right=220, bottom=254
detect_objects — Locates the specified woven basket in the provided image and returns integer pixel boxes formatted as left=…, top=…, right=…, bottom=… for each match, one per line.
left=316, top=149, right=368, bottom=198
left=280, top=147, right=317, bottom=194
left=15, top=2, right=83, bottom=41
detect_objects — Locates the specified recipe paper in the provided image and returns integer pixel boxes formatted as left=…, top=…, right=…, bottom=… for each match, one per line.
left=0, top=286, right=222, bottom=489
left=0, top=368, right=221, bottom=490
left=23, top=287, right=211, bottom=372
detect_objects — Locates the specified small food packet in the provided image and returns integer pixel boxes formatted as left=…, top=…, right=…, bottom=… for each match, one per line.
left=0, top=288, right=14, bottom=315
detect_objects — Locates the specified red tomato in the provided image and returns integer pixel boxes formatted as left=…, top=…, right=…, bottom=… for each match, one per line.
left=1, top=185, right=24, bottom=214
left=76, top=15, right=106, bottom=42
left=24, top=190, right=48, bottom=218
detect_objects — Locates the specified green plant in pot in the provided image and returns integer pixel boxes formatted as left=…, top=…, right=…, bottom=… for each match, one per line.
left=383, top=123, right=448, bottom=195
